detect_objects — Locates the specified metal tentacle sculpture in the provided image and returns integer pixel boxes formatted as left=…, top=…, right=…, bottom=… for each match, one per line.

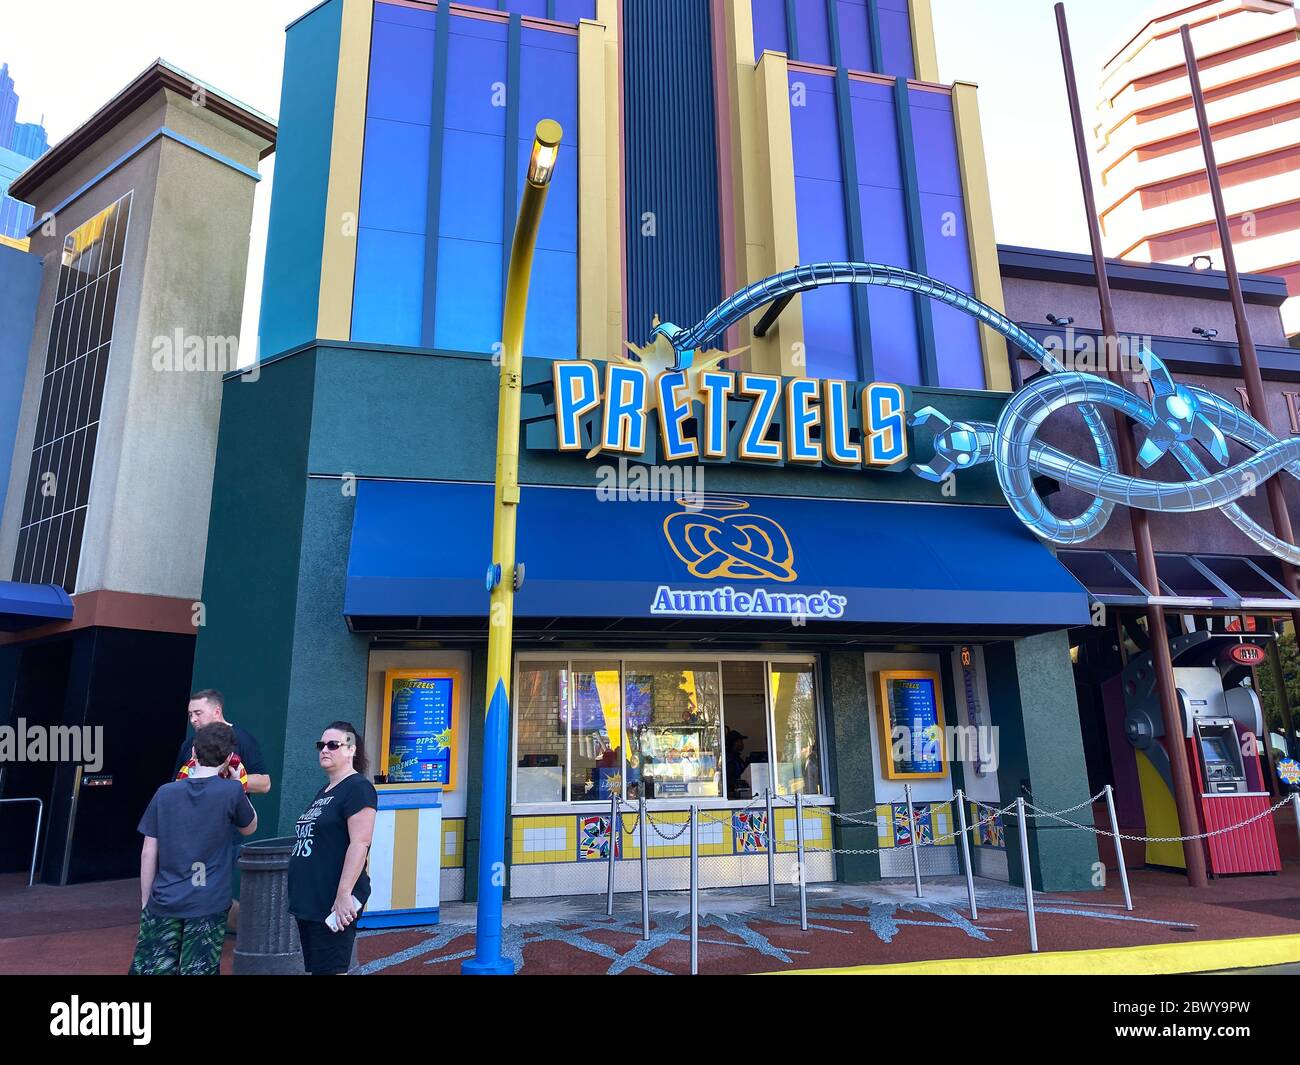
left=650, top=261, right=1300, bottom=564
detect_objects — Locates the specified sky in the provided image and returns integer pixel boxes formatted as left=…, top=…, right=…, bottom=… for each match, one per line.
left=1, top=0, right=1158, bottom=353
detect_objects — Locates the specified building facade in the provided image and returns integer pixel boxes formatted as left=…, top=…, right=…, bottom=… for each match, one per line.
left=1094, top=0, right=1300, bottom=339
left=0, top=62, right=274, bottom=883
left=191, top=0, right=1106, bottom=910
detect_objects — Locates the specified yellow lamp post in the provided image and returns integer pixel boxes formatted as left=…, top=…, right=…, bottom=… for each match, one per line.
left=462, top=119, right=563, bottom=976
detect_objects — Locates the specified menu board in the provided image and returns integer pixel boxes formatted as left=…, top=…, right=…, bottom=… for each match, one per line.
left=877, top=670, right=946, bottom=780
left=384, top=672, right=456, bottom=788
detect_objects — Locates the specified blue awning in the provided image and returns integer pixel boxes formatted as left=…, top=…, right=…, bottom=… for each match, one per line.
left=0, top=580, right=74, bottom=632
left=344, top=481, right=1089, bottom=632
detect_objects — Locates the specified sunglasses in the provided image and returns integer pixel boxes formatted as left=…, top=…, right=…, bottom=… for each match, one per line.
left=316, top=740, right=353, bottom=751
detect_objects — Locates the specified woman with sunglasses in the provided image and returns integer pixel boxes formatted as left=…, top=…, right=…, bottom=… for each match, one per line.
left=287, top=721, right=377, bottom=975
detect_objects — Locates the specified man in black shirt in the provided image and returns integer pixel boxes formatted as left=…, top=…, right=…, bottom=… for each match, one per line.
left=172, top=689, right=272, bottom=795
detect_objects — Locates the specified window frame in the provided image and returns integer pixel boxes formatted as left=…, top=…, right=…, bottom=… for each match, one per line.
left=510, top=650, right=833, bottom=813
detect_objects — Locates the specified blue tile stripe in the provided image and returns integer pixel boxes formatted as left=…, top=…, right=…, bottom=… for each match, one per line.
left=785, top=0, right=801, bottom=60
left=502, top=14, right=523, bottom=308
left=420, top=1, right=453, bottom=348
left=828, top=1, right=873, bottom=379
left=893, top=78, right=938, bottom=386
left=866, top=0, right=885, bottom=73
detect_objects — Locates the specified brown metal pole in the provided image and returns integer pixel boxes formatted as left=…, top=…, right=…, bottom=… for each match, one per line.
left=1180, top=24, right=1300, bottom=626
left=1057, top=3, right=1208, bottom=886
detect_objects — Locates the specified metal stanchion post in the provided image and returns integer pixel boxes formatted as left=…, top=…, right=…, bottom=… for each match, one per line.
left=1290, top=792, right=1300, bottom=856
left=606, top=794, right=617, bottom=917
left=639, top=793, right=650, bottom=941
left=765, top=788, right=776, bottom=907
left=689, top=804, right=699, bottom=976
left=795, top=790, right=808, bottom=931
left=1017, top=797, right=1038, bottom=952
left=954, top=790, right=977, bottom=920
left=905, top=783, right=923, bottom=898
left=1105, top=785, right=1133, bottom=912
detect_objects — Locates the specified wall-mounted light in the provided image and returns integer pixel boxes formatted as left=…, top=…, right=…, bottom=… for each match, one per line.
left=1192, top=326, right=1219, bottom=340
left=1191, top=255, right=1213, bottom=271
left=1046, top=313, right=1075, bottom=326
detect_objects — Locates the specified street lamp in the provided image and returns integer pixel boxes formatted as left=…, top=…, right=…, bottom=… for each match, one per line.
left=462, top=119, right=563, bottom=976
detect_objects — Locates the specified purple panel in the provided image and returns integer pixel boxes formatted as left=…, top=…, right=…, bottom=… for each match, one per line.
left=910, top=90, right=961, bottom=196
left=795, top=177, right=857, bottom=380
left=508, top=0, right=549, bottom=17
left=879, top=6, right=915, bottom=79
left=796, top=0, right=833, bottom=66
left=440, top=129, right=506, bottom=243
left=374, top=1, right=436, bottom=29
left=837, top=0, right=872, bottom=72
left=554, top=0, right=597, bottom=22
left=367, top=18, right=435, bottom=126
left=859, top=184, right=919, bottom=383
left=444, top=26, right=508, bottom=136
left=752, top=0, right=788, bottom=57
left=434, top=236, right=503, bottom=352
left=789, top=73, right=840, bottom=181
left=921, top=190, right=983, bottom=389
left=450, top=11, right=509, bottom=41
left=849, top=81, right=899, bottom=190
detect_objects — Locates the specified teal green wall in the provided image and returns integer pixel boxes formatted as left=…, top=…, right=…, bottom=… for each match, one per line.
left=824, top=651, right=879, bottom=882
left=305, top=344, right=1007, bottom=504
left=258, top=1, right=342, bottom=359
left=191, top=353, right=316, bottom=836
left=986, top=631, right=1099, bottom=892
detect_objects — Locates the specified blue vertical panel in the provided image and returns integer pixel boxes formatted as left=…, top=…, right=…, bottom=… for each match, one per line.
left=878, top=0, right=916, bottom=79
left=836, top=0, right=872, bottom=72
left=259, top=0, right=343, bottom=358
left=624, top=0, right=723, bottom=346
left=790, top=72, right=857, bottom=381
left=353, top=2, right=439, bottom=346
left=795, top=0, right=833, bottom=65
left=434, top=15, right=510, bottom=353
left=553, top=0, right=597, bottom=21
left=851, top=79, right=919, bottom=385
left=910, top=88, right=982, bottom=388
left=517, top=26, right=579, bottom=358
left=752, top=0, right=789, bottom=57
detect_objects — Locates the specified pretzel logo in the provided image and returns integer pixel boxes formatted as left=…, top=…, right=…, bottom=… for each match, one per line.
left=663, top=497, right=797, bottom=582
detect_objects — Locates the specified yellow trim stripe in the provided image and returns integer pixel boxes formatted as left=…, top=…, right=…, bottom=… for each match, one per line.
left=777, top=934, right=1300, bottom=976
left=579, top=11, right=625, bottom=357
left=390, top=807, right=420, bottom=911
left=908, top=0, right=940, bottom=84
left=317, top=0, right=374, bottom=342
left=951, top=81, right=1011, bottom=392
left=0, top=232, right=30, bottom=252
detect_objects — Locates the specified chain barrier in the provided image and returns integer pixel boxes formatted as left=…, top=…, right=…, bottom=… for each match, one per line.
left=1024, top=792, right=1294, bottom=843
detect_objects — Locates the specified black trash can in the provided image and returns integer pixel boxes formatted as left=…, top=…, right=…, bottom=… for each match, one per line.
left=233, top=837, right=361, bottom=975
left=233, top=837, right=305, bottom=975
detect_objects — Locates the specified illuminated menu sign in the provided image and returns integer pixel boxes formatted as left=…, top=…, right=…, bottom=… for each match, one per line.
left=877, top=670, right=947, bottom=780
left=384, top=671, right=457, bottom=788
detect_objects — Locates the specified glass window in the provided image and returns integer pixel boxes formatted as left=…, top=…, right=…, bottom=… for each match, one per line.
left=769, top=663, right=823, bottom=794
left=515, top=662, right=567, bottom=803
left=569, top=660, right=621, bottom=802
left=626, top=661, right=722, bottom=800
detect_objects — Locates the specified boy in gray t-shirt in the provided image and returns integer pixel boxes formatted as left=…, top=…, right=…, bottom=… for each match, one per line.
left=129, top=722, right=258, bottom=975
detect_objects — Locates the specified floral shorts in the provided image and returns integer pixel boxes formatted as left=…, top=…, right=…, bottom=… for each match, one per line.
left=129, top=909, right=228, bottom=975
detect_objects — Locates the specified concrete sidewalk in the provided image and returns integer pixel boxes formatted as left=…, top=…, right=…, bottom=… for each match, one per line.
left=5, top=864, right=1300, bottom=975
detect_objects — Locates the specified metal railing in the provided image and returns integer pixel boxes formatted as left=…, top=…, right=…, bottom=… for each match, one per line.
left=0, top=796, right=43, bottom=886
left=595, top=783, right=1300, bottom=971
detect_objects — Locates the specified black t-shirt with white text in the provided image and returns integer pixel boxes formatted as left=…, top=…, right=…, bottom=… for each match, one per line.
left=287, top=773, right=377, bottom=922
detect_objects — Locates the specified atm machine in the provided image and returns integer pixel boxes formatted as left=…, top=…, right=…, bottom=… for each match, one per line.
left=1120, top=630, right=1280, bottom=875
